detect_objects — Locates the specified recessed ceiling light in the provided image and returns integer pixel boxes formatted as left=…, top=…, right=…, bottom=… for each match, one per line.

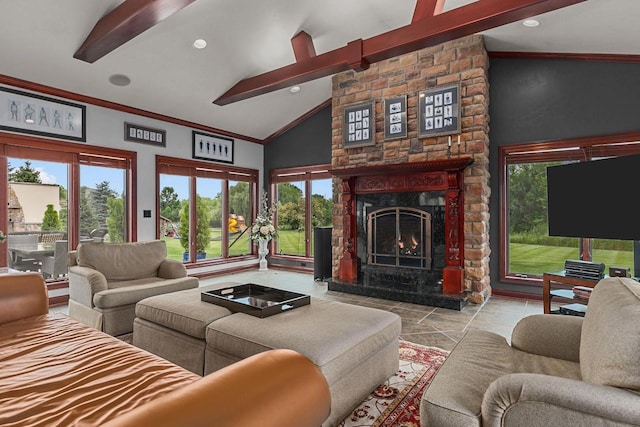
left=290, top=86, right=301, bottom=93
left=193, top=39, right=207, bottom=49
left=109, top=74, right=131, bottom=86
left=523, top=19, right=540, bottom=27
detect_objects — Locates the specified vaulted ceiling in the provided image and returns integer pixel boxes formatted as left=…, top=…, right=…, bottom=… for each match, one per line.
left=0, top=0, right=638, bottom=142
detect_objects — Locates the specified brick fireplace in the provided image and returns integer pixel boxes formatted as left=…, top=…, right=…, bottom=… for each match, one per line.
left=329, top=35, right=491, bottom=308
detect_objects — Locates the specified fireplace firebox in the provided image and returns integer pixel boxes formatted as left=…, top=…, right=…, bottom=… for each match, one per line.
left=367, top=207, right=431, bottom=269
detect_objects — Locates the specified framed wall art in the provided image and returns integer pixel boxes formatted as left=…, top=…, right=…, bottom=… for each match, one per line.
left=343, top=102, right=374, bottom=148
left=0, top=86, right=86, bottom=142
left=192, top=131, right=234, bottom=164
left=125, top=122, right=166, bottom=147
left=418, top=83, right=460, bottom=138
left=384, top=95, right=407, bottom=140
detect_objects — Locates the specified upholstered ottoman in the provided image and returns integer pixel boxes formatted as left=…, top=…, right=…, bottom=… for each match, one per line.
left=133, top=284, right=235, bottom=375
left=204, top=298, right=401, bottom=427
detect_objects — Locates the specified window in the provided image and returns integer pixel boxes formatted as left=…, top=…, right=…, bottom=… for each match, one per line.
left=271, top=165, right=332, bottom=259
left=157, top=156, right=257, bottom=264
left=1, top=133, right=135, bottom=283
left=500, top=133, right=640, bottom=285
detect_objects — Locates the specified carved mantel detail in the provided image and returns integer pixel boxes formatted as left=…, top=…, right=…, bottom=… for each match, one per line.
left=332, top=158, right=473, bottom=293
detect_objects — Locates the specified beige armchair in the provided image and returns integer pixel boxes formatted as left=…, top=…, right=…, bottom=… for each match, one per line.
left=68, top=240, right=198, bottom=336
left=421, top=276, right=640, bottom=427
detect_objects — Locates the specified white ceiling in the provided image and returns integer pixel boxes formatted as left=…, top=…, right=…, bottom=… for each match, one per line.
left=0, top=0, right=638, bottom=142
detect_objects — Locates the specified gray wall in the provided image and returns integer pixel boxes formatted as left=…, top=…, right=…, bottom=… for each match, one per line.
left=263, top=105, right=332, bottom=185
left=263, top=105, right=332, bottom=268
left=488, top=57, right=640, bottom=294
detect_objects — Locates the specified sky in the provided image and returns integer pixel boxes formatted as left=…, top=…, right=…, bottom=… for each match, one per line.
left=10, top=158, right=125, bottom=194
left=160, top=175, right=333, bottom=201
left=12, top=158, right=333, bottom=202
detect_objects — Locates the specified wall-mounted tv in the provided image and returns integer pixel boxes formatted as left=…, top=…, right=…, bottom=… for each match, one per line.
left=547, top=154, right=640, bottom=240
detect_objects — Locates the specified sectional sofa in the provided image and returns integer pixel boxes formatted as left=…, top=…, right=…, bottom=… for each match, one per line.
left=0, top=273, right=330, bottom=427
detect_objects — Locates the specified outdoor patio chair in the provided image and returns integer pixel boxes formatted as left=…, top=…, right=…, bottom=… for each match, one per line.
left=41, top=240, right=69, bottom=279
left=7, top=234, right=40, bottom=272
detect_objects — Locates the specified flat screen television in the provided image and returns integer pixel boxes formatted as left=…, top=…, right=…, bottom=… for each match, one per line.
left=546, top=154, right=640, bottom=240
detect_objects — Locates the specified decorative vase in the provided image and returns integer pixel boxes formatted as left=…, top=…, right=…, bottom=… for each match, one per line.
left=258, top=238, right=270, bottom=271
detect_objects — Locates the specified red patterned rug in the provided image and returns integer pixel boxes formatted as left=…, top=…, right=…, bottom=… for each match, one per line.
left=338, top=341, right=449, bottom=427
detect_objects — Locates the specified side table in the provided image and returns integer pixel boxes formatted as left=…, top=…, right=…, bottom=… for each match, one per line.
left=542, top=271, right=599, bottom=314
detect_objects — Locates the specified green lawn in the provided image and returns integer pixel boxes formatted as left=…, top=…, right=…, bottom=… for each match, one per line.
left=166, top=235, right=634, bottom=275
left=276, top=229, right=307, bottom=256
left=509, top=243, right=634, bottom=276
left=162, top=229, right=308, bottom=261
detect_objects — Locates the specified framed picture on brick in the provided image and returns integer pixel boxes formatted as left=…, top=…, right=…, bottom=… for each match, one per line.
left=418, top=83, right=460, bottom=138
left=384, top=95, right=407, bottom=140
left=343, top=102, right=374, bottom=148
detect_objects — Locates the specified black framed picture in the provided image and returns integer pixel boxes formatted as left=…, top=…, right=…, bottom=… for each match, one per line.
left=384, top=95, right=407, bottom=140
left=343, top=102, right=375, bottom=148
left=418, top=83, right=460, bottom=138
left=192, top=131, right=234, bottom=164
left=124, top=122, right=166, bottom=147
left=0, top=86, right=86, bottom=142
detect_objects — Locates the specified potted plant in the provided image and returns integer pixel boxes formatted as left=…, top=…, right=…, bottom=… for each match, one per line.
left=179, top=196, right=211, bottom=261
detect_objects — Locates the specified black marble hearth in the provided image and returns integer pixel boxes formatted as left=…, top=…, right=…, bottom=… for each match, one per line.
left=327, top=277, right=468, bottom=310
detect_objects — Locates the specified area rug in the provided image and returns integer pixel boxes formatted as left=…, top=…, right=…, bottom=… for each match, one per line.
left=338, top=341, right=449, bottom=427
left=116, top=335, right=449, bottom=426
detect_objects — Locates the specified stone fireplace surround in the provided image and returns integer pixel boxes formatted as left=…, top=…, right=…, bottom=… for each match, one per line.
left=329, top=35, right=491, bottom=307
left=329, top=159, right=472, bottom=310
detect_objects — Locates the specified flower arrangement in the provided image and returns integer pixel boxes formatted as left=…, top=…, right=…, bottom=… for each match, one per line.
left=0, top=230, right=5, bottom=243
left=250, top=193, right=278, bottom=243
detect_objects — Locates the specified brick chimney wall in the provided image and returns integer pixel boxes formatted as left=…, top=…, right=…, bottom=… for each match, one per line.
left=331, top=35, right=491, bottom=304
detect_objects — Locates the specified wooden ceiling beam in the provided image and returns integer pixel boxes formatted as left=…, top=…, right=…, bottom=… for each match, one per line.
left=214, top=0, right=585, bottom=106
left=412, top=0, right=446, bottom=23
left=74, top=0, right=196, bottom=63
left=291, top=31, right=317, bottom=62
left=365, top=0, right=586, bottom=64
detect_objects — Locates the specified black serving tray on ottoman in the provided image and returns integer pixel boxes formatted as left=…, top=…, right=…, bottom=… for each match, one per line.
left=201, top=283, right=310, bottom=318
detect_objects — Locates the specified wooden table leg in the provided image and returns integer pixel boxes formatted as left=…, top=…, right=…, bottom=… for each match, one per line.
left=543, top=274, right=551, bottom=314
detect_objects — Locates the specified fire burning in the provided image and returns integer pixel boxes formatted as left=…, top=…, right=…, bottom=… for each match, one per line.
left=398, top=234, right=420, bottom=256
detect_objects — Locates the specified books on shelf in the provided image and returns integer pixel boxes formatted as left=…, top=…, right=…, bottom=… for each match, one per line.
left=572, top=285, right=592, bottom=300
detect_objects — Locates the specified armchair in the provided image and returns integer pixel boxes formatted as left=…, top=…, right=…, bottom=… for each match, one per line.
left=421, top=276, right=640, bottom=426
left=68, top=240, right=198, bottom=336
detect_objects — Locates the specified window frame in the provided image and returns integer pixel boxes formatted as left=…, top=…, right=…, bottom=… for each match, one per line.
left=270, top=164, right=332, bottom=260
left=156, top=155, right=258, bottom=266
left=499, top=131, right=640, bottom=286
left=1, top=131, right=136, bottom=247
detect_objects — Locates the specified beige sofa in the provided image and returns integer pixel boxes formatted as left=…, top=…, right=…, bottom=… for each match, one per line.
left=68, top=240, right=198, bottom=336
left=421, top=276, right=640, bottom=426
left=0, top=273, right=330, bottom=427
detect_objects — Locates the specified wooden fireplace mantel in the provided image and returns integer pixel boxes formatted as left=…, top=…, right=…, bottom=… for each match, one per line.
left=331, top=157, right=473, bottom=179
left=331, top=157, right=473, bottom=294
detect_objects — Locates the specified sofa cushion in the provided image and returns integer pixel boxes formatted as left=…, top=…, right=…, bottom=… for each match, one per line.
left=580, top=277, right=640, bottom=391
left=421, top=330, right=582, bottom=427
left=77, top=240, right=167, bottom=282
left=136, top=284, right=234, bottom=339
left=205, top=298, right=401, bottom=385
left=93, top=277, right=198, bottom=308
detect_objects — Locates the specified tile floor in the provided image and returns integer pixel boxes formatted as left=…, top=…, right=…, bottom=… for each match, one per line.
left=50, top=269, right=548, bottom=351
left=200, top=270, right=548, bottom=351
